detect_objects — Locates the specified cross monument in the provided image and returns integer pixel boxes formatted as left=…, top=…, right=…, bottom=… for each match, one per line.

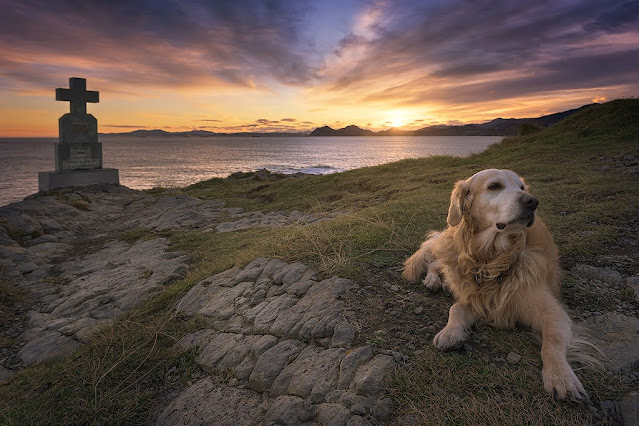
left=38, top=77, right=119, bottom=191
left=55, top=77, right=99, bottom=114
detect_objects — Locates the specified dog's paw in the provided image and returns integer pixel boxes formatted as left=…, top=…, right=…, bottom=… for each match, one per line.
left=433, top=325, right=468, bottom=350
left=401, top=267, right=419, bottom=283
left=422, top=272, right=442, bottom=291
left=542, top=364, right=588, bottom=402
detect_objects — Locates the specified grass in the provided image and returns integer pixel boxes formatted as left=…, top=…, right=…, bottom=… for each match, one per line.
left=391, top=346, right=624, bottom=425
left=0, top=272, right=27, bottom=329
left=1, top=301, right=204, bottom=425
left=119, top=226, right=156, bottom=245
left=51, top=192, right=92, bottom=211
left=0, top=99, right=638, bottom=424
left=180, top=100, right=639, bottom=274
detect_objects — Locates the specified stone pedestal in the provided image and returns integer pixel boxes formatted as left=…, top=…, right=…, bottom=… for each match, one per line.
left=38, top=169, right=120, bottom=192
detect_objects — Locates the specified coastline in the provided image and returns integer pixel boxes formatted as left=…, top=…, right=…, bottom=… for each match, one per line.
left=0, top=135, right=501, bottom=207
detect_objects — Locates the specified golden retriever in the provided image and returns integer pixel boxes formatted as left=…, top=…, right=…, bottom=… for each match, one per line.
left=403, top=169, right=587, bottom=400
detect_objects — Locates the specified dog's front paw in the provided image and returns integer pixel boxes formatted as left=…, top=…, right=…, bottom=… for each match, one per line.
left=401, top=267, right=419, bottom=283
left=542, top=363, right=588, bottom=401
left=422, top=272, right=442, bottom=291
left=433, top=325, right=468, bottom=350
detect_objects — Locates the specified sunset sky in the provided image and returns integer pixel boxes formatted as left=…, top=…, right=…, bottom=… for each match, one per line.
left=1, top=0, right=638, bottom=137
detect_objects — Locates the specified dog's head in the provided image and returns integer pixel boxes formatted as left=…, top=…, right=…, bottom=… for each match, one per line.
left=447, top=169, right=538, bottom=232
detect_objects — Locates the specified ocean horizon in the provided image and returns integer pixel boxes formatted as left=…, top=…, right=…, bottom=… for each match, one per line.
left=0, top=135, right=501, bottom=207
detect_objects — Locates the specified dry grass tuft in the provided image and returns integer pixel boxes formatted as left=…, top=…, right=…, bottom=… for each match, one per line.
left=392, top=348, right=602, bottom=425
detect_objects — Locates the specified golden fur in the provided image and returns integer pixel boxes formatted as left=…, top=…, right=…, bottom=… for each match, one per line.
left=403, top=169, right=588, bottom=400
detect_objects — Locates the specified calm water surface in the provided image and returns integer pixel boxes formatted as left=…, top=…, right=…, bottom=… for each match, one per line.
left=0, top=135, right=501, bottom=206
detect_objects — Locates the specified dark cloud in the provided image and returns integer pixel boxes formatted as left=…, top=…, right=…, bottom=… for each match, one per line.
left=230, top=119, right=309, bottom=133
left=333, top=33, right=366, bottom=57
left=1, top=0, right=636, bottom=120
left=362, top=48, right=639, bottom=106
left=585, top=1, right=639, bottom=31
left=0, top=0, right=319, bottom=90
left=324, top=0, right=639, bottom=108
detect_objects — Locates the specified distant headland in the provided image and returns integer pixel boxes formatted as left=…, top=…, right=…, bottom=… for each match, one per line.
left=101, top=104, right=593, bottom=138
left=310, top=104, right=594, bottom=137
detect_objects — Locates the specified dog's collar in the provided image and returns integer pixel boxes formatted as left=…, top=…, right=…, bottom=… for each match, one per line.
left=470, top=234, right=525, bottom=286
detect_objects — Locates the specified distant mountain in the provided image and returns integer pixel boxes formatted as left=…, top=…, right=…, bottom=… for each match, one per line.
left=311, top=104, right=595, bottom=137
left=122, top=129, right=172, bottom=137
left=101, top=104, right=595, bottom=138
left=100, top=129, right=310, bottom=137
left=309, top=125, right=375, bottom=136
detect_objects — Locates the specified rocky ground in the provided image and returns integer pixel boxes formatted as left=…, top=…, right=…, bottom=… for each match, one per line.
left=157, top=258, right=396, bottom=425
left=0, top=184, right=325, bottom=378
left=1, top=184, right=638, bottom=424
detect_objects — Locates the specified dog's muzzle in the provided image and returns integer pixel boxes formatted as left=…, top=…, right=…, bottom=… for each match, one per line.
left=520, top=194, right=539, bottom=226
left=496, top=194, right=539, bottom=229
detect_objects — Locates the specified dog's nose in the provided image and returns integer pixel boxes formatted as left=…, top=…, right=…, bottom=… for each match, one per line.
left=521, top=194, right=539, bottom=211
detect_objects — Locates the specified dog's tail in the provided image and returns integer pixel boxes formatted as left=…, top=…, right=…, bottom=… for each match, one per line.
left=529, top=323, right=606, bottom=370
left=402, top=231, right=440, bottom=282
left=567, top=324, right=606, bottom=371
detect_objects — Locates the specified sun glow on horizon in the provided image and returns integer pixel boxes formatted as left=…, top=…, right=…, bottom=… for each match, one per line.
left=389, top=118, right=405, bottom=128
left=379, top=108, right=436, bottom=130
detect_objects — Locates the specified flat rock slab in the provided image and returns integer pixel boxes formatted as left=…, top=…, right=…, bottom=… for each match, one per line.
left=16, top=238, right=189, bottom=366
left=0, top=185, right=332, bottom=374
left=156, top=378, right=266, bottom=426
left=158, top=258, right=397, bottom=425
left=582, top=312, right=639, bottom=372
left=216, top=210, right=326, bottom=233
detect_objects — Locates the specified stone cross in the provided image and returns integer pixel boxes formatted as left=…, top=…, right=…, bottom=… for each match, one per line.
left=39, top=77, right=119, bottom=191
left=56, top=77, right=99, bottom=115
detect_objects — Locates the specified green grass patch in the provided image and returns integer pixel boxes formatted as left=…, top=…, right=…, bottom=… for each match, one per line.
left=51, top=192, right=92, bottom=211
left=119, top=226, right=156, bottom=245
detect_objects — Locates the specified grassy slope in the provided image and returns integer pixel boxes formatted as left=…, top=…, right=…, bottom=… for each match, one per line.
left=185, top=99, right=639, bottom=276
left=1, top=99, right=638, bottom=424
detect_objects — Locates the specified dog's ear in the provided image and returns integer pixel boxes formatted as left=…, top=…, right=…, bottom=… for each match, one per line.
left=447, top=179, right=470, bottom=226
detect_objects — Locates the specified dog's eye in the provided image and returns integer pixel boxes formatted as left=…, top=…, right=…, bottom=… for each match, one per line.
left=520, top=185, right=525, bottom=190
left=487, top=182, right=503, bottom=190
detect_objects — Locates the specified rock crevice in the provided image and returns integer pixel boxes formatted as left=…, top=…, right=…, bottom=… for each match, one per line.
left=157, top=258, right=397, bottom=426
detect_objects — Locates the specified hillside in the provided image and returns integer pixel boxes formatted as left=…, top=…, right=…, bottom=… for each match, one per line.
left=309, top=125, right=375, bottom=136
left=312, top=104, right=594, bottom=137
left=1, top=99, right=638, bottom=424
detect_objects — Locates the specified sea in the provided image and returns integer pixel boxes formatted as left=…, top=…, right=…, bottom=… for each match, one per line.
left=0, top=135, right=501, bottom=207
